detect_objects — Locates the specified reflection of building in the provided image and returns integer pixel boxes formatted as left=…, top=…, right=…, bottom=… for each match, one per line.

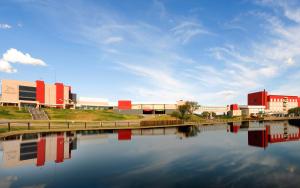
left=248, top=127, right=269, bottom=148
left=247, top=123, right=300, bottom=148
left=1, top=133, right=76, bottom=168
left=0, top=79, right=76, bottom=109
left=227, top=122, right=241, bottom=134
left=248, top=90, right=300, bottom=114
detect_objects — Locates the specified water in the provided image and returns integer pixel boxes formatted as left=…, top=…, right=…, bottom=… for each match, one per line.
left=1, top=120, right=300, bottom=188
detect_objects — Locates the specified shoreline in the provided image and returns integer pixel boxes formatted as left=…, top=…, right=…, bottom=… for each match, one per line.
left=1, top=117, right=299, bottom=139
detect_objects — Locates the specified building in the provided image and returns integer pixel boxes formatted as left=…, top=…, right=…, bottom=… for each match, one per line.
left=239, top=105, right=266, bottom=117
left=76, top=97, right=113, bottom=110
left=227, top=104, right=242, bottom=117
left=194, top=106, right=229, bottom=116
left=115, top=100, right=179, bottom=115
left=248, top=90, right=300, bottom=114
left=0, top=79, right=76, bottom=109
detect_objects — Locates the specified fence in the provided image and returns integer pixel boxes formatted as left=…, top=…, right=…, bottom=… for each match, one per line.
left=140, top=120, right=184, bottom=126
left=0, top=119, right=187, bottom=133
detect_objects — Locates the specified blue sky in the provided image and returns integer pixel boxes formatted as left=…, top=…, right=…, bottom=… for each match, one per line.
left=1, top=0, right=300, bottom=105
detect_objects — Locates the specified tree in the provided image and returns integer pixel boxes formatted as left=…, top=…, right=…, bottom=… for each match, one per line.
left=171, top=101, right=199, bottom=120
left=185, top=101, right=200, bottom=114
left=288, top=107, right=300, bottom=116
left=201, top=111, right=210, bottom=119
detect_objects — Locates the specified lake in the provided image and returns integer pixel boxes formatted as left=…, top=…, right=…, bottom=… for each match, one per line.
left=1, top=120, right=300, bottom=188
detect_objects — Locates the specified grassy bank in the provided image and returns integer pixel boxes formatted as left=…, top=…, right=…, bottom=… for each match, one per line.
left=0, top=107, right=142, bottom=121
left=45, top=108, right=142, bottom=121
left=0, top=107, right=32, bottom=120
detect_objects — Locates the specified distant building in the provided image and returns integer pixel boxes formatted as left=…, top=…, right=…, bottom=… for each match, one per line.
left=239, top=105, right=266, bottom=117
left=228, top=104, right=242, bottom=117
left=0, top=79, right=76, bottom=109
left=248, top=90, right=300, bottom=114
left=115, top=100, right=179, bottom=115
left=76, top=97, right=113, bottom=110
left=194, top=106, right=229, bottom=116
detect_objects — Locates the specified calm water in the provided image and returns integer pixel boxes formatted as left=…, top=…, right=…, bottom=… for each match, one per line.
left=1, top=120, right=300, bottom=188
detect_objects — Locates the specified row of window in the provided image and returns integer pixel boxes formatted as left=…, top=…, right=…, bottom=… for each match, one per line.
left=270, top=98, right=298, bottom=102
left=19, top=85, right=36, bottom=101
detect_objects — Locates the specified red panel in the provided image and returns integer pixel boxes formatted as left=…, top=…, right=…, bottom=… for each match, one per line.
left=118, top=129, right=132, bottom=140
left=118, top=100, right=132, bottom=110
left=248, top=129, right=268, bottom=148
left=230, top=125, right=240, bottom=134
left=248, top=90, right=268, bottom=109
left=36, top=80, right=45, bottom=104
left=298, top=97, right=300, bottom=107
left=55, top=83, right=64, bottom=108
left=36, top=138, right=46, bottom=166
left=230, top=104, right=239, bottom=111
left=55, top=135, right=64, bottom=163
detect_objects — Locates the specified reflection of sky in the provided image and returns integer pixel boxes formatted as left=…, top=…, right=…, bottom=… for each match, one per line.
left=2, top=125, right=300, bottom=187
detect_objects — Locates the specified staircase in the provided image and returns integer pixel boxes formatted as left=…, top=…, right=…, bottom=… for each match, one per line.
left=28, top=107, right=49, bottom=120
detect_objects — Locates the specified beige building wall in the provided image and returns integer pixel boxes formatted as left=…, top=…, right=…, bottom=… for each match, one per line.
left=268, top=101, right=298, bottom=113
left=165, top=104, right=177, bottom=109
left=44, top=84, right=56, bottom=106
left=45, top=136, right=57, bottom=162
left=132, top=104, right=142, bottom=110
left=1, top=80, right=35, bottom=103
left=64, top=86, right=70, bottom=103
left=1, top=140, right=36, bottom=168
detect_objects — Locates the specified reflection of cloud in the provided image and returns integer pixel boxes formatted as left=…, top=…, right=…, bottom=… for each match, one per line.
left=22, top=184, right=46, bottom=188
left=0, top=176, right=18, bottom=188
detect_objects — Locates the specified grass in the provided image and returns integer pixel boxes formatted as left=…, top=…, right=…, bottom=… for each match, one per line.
left=44, top=108, right=142, bottom=121
left=0, top=107, right=32, bottom=120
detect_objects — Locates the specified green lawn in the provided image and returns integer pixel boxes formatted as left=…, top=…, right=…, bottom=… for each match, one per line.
left=0, top=107, right=32, bottom=120
left=44, top=108, right=142, bottom=121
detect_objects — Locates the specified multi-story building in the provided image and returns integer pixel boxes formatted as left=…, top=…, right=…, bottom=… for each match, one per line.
left=0, top=79, right=76, bottom=109
left=248, top=90, right=300, bottom=114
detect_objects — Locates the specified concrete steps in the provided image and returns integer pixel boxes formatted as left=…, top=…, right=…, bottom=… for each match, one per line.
left=28, top=107, right=49, bottom=120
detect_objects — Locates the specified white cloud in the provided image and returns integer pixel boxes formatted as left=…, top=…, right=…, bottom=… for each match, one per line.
left=0, top=23, right=11, bottom=29
left=0, top=48, right=46, bottom=73
left=104, top=36, right=123, bottom=44
left=3, top=48, right=46, bottom=66
left=0, top=59, right=17, bottom=73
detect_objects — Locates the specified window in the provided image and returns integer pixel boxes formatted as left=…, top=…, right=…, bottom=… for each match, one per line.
left=20, top=142, right=37, bottom=161
left=19, top=86, right=36, bottom=101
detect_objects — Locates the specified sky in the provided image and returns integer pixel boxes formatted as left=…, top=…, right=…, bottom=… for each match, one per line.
left=1, top=0, right=300, bottom=105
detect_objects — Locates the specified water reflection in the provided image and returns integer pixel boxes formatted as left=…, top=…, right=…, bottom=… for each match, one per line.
left=2, top=121, right=300, bottom=187
left=0, top=126, right=199, bottom=168
left=1, top=132, right=77, bottom=168
left=227, top=121, right=300, bottom=149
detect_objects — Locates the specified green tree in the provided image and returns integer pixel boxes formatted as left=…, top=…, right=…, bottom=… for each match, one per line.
left=171, top=101, right=199, bottom=120
left=201, top=111, right=210, bottom=119
left=186, top=101, right=200, bottom=114
left=288, top=107, right=300, bottom=116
